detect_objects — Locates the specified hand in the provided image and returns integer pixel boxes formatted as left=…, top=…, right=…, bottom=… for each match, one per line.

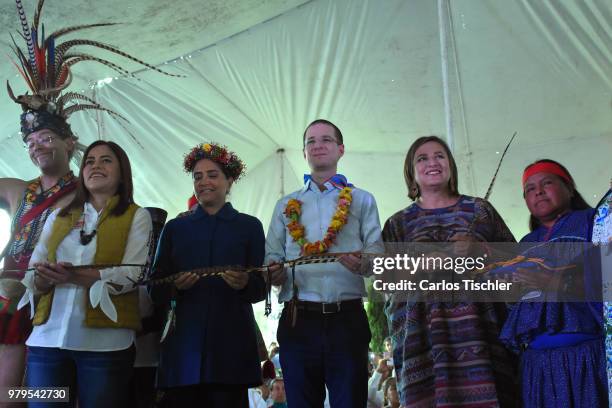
left=376, top=358, right=392, bottom=375
left=267, top=263, right=287, bottom=286
left=174, top=272, right=199, bottom=290
left=222, top=270, right=248, bottom=290
left=449, top=233, right=475, bottom=257
left=338, top=253, right=362, bottom=274
left=34, top=262, right=73, bottom=290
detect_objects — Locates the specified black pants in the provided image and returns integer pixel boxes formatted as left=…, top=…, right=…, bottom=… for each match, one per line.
left=160, top=383, right=248, bottom=408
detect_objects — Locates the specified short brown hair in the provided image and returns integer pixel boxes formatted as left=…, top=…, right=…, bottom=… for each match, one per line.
left=60, top=140, right=134, bottom=217
left=404, top=135, right=459, bottom=200
left=302, top=119, right=344, bottom=146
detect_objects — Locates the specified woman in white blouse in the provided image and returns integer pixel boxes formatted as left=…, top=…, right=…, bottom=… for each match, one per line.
left=19, top=140, right=152, bottom=408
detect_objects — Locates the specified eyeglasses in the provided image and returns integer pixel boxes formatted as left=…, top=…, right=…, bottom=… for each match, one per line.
left=24, top=135, right=56, bottom=150
left=304, top=136, right=340, bottom=148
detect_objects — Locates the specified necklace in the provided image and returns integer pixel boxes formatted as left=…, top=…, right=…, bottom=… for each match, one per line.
left=79, top=206, right=100, bottom=245
left=284, top=187, right=353, bottom=255
left=25, top=173, right=75, bottom=204
left=80, top=228, right=97, bottom=245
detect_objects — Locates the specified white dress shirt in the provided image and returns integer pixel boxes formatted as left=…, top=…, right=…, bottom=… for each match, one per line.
left=18, top=203, right=152, bottom=351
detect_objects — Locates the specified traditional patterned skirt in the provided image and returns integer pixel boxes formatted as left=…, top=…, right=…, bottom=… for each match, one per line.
left=387, top=301, right=516, bottom=407
left=606, top=304, right=612, bottom=399
left=521, top=338, right=608, bottom=408
left=0, top=255, right=33, bottom=344
left=0, top=297, right=32, bottom=344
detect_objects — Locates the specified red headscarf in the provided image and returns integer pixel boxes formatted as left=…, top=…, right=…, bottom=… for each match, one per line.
left=522, top=161, right=572, bottom=188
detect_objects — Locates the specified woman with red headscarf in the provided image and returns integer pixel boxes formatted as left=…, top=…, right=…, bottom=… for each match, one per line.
left=499, top=159, right=607, bottom=407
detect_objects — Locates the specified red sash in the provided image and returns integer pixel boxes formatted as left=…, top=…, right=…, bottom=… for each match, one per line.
left=18, top=182, right=76, bottom=228
left=0, top=179, right=76, bottom=279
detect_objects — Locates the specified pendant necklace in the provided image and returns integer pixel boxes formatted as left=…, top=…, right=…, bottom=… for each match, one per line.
left=79, top=208, right=100, bottom=245
left=80, top=227, right=97, bottom=245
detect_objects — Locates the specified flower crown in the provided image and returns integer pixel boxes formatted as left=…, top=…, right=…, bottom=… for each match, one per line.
left=183, top=143, right=245, bottom=180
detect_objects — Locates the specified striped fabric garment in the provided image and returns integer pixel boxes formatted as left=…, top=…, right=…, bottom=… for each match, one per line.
left=0, top=173, right=75, bottom=344
left=383, top=195, right=516, bottom=407
left=592, top=189, right=612, bottom=401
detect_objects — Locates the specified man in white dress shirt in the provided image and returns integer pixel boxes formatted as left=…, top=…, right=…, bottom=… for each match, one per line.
left=266, top=119, right=383, bottom=408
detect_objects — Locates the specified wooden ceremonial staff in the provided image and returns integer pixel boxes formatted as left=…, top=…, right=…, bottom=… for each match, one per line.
left=0, top=252, right=385, bottom=286
left=133, top=251, right=386, bottom=286
left=0, top=264, right=146, bottom=281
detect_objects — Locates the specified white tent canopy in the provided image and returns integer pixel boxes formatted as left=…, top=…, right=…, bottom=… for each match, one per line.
left=1, top=0, right=610, bottom=235
left=0, top=0, right=610, bottom=338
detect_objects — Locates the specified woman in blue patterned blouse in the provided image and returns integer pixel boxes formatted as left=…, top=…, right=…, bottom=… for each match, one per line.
left=499, top=159, right=607, bottom=407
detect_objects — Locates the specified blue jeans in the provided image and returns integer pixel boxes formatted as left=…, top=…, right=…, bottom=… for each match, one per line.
left=277, top=306, right=371, bottom=408
left=26, top=346, right=135, bottom=408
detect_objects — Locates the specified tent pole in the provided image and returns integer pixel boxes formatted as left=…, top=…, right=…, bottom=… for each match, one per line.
left=277, top=148, right=286, bottom=198
left=437, top=0, right=477, bottom=195
left=437, top=0, right=454, bottom=152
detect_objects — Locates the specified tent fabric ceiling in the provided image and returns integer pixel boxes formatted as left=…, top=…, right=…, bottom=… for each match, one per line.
left=1, top=0, right=611, bottom=243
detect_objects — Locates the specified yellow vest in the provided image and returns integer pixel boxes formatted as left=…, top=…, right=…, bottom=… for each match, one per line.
left=33, top=196, right=141, bottom=330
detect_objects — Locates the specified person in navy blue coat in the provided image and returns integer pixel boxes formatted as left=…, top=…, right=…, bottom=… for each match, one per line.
left=152, top=143, right=266, bottom=407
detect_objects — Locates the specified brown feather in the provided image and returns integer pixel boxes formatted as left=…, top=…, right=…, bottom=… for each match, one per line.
left=56, top=53, right=132, bottom=85
left=56, top=92, right=100, bottom=111
left=465, top=131, right=517, bottom=235
left=483, top=131, right=517, bottom=201
left=108, top=114, right=143, bottom=149
left=9, top=56, right=34, bottom=92
left=14, top=0, right=37, bottom=80
left=54, top=39, right=183, bottom=77
left=10, top=33, right=38, bottom=90
left=45, top=23, right=118, bottom=46
left=62, top=103, right=127, bottom=121
left=64, top=103, right=141, bottom=147
left=32, top=0, right=46, bottom=33
left=37, top=71, right=71, bottom=97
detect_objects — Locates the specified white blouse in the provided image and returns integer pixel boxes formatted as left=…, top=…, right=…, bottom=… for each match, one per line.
left=18, top=203, right=152, bottom=352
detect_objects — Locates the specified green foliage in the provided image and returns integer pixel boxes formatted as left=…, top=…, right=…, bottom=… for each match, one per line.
left=366, top=279, right=388, bottom=352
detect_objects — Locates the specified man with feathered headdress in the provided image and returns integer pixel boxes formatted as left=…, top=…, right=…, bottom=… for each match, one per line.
left=0, top=0, right=177, bottom=393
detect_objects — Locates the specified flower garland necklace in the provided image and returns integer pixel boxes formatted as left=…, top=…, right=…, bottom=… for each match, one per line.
left=284, top=187, right=353, bottom=255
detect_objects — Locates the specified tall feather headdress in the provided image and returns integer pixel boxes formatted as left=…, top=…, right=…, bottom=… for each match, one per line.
left=7, top=0, right=180, bottom=142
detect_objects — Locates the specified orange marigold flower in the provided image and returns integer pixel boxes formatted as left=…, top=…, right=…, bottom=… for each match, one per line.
left=284, top=188, right=353, bottom=255
left=287, top=221, right=301, bottom=231
left=329, top=219, right=343, bottom=230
